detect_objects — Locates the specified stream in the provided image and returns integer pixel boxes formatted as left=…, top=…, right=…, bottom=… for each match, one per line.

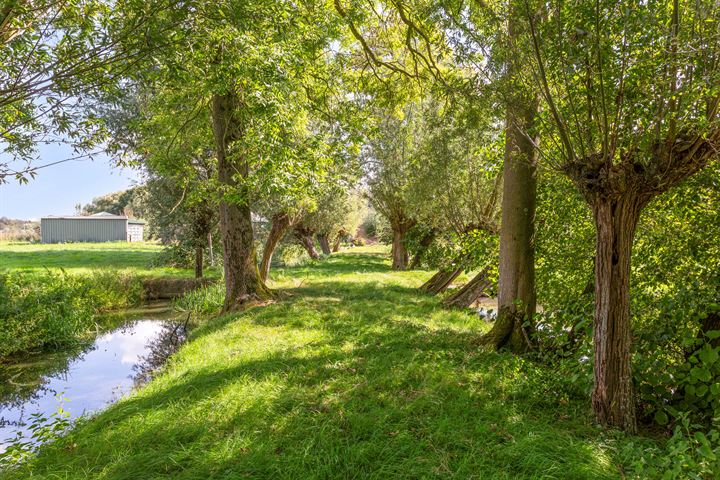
left=0, top=310, right=187, bottom=453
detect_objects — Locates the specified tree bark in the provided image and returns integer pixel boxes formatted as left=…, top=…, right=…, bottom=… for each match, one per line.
left=332, top=229, right=346, bottom=252
left=317, top=234, right=332, bottom=255
left=443, top=270, right=493, bottom=308
left=391, top=227, right=410, bottom=270
left=294, top=226, right=320, bottom=260
left=409, top=230, right=435, bottom=269
left=589, top=194, right=643, bottom=434
left=211, top=91, right=272, bottom=312
left=260, top=212, right=291, bottom=282
left=482, top=102, right=538, bottom=349
left=419, top=268, right=463, bottom=295
left=207, top=232, right=214, bottom=267
left=194, top=245, right=204, bottom=279
left=481, top=4, right=539, bottom=353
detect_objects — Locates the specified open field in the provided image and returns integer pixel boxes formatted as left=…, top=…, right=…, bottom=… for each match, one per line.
left=2, top=249, right=654, bottom=479
left=0, top=242, right=200, bottom=277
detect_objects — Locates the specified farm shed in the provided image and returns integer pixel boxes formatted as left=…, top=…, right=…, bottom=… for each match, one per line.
left=40, top=212, right=146, bottom=244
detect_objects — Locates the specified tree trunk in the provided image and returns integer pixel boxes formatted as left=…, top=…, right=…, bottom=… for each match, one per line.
left=409, top=230, right=435, bottom=269
left=419, top=268, right=463, bottom=295
left=332, top=229, right=346, bottom=252
left=260, top=212, right=291, bottom=282
left=211, top=92, right=271, bottom=312
left=481, top=5, right=539, bottom=353
left=294, top=227, right=320, bottom=260
left=482, top=103, right=538, bottom=352
left=391, top=228, right=410, bottom=270
left=194, top=245, right=204, bottom=279
left=443, top=270, right=493, bottom=308
left=207, top=232, right=214, bottom=267
left=317, top=234, right=332, bottom=255
left=590, top=194, right=642, bottom=434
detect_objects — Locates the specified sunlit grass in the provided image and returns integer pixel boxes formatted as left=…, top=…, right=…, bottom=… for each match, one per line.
left=0, top=241, right=202, bottom=277
left=2, top=249, right=649, bottom=479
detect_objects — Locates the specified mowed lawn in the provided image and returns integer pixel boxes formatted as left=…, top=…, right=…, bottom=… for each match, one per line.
left=2, top=249, right=647, bottom=480
left=0, top=242, right=197, bottom=277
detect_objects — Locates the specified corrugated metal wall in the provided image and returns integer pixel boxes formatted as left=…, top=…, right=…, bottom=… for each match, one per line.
left=41, top=219, right=128, bottom=243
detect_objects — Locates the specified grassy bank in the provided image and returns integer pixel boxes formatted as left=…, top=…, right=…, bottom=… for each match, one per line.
left=0, top=270, right=145, bottom=358
left=2, top=249, right=657, bottom=479
left=0, top=242, right=213, bottom=359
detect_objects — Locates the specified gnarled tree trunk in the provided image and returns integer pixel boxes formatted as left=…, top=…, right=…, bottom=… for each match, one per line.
left=590, top=193, right=642, bottom=434
left=443, top=269, right=493, bottom=308
left=260, top=212, right=291, bottom=282
left=332, top=229, right=347, bottom=252
left=317, top=234, right=332, bottom=255
left=295, top=226, right=320, bottom=260
left=391, top=228, right=410, bottom=270
left=211, top=92, right=271, bottom=312
left=419, top=268, right=463, bottom=295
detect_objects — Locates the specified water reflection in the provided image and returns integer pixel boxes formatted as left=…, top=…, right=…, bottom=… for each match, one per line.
left=0, top=318, right=186, bottom=452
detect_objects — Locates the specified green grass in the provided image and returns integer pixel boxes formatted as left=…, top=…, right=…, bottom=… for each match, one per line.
left=1, top=248, right=653, bottom=479
left=0, top=242, right=217, bottom=359
left=0, top=241, right=200, bottom=277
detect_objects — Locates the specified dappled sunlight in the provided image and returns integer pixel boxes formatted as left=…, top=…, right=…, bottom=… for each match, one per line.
left=5, top=251, right=629, bottom=479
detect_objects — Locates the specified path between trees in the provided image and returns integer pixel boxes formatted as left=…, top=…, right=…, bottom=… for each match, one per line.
left=6, top=250, right=643, bottom=479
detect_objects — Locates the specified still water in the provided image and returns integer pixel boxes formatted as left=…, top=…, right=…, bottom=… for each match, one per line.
left=0, top=317, right=186, bottom=452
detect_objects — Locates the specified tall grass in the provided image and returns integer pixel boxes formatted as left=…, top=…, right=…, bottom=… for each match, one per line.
left=0, top=270, right=144, bottom=358
left=173, top=281, right=225, bottom=316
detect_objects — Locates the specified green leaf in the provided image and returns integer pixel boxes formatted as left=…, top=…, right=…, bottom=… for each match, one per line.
left=698, top=346, right=719, bottom=365
left=654, top=410, right=669, bottom=426
left=706, top=330, right=720, bottom=340
left=691, top=366, right=712, bottom=383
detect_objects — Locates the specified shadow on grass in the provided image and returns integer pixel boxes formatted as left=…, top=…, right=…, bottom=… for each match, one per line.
left=8, top=253, right=624, bottom=480
left=274, top=251, right=393, bottom=278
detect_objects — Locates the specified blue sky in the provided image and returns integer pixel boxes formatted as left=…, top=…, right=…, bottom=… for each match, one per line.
left=0, top=143, right=141, bottom=220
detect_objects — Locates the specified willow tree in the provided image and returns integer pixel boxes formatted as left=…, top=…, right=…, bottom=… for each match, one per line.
left=407, top=96, right=504, bottom=304
left=365, top=111, right=420, bottom=271
left=109, top=0, right=339, bottom=311
left=94, top=85, right=219, bottom=279
left=333, top=0, right=539, bottom=348
left=526, top=0, right=720, bottom=432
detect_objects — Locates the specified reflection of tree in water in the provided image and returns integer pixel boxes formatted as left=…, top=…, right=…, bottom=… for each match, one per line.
left=0, top=345, right=90, bottom=424
left=132, top=315, right=188, bottom=386
left=0, top=311, right=134, bottom=416
left=0, top=314, right=185, bottom=431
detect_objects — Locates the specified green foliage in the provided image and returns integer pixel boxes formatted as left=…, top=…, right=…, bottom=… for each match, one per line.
left=0, top=400, right=72, bottom=469
left=0, top=270, right=143, bottom=358
left=622, top=415, right=720, bottom=479
left=81, top=188, right=147, bottom=218
left=174, top=283, right=225, bottom=317
left=277, top=243, right=312, bottom=268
